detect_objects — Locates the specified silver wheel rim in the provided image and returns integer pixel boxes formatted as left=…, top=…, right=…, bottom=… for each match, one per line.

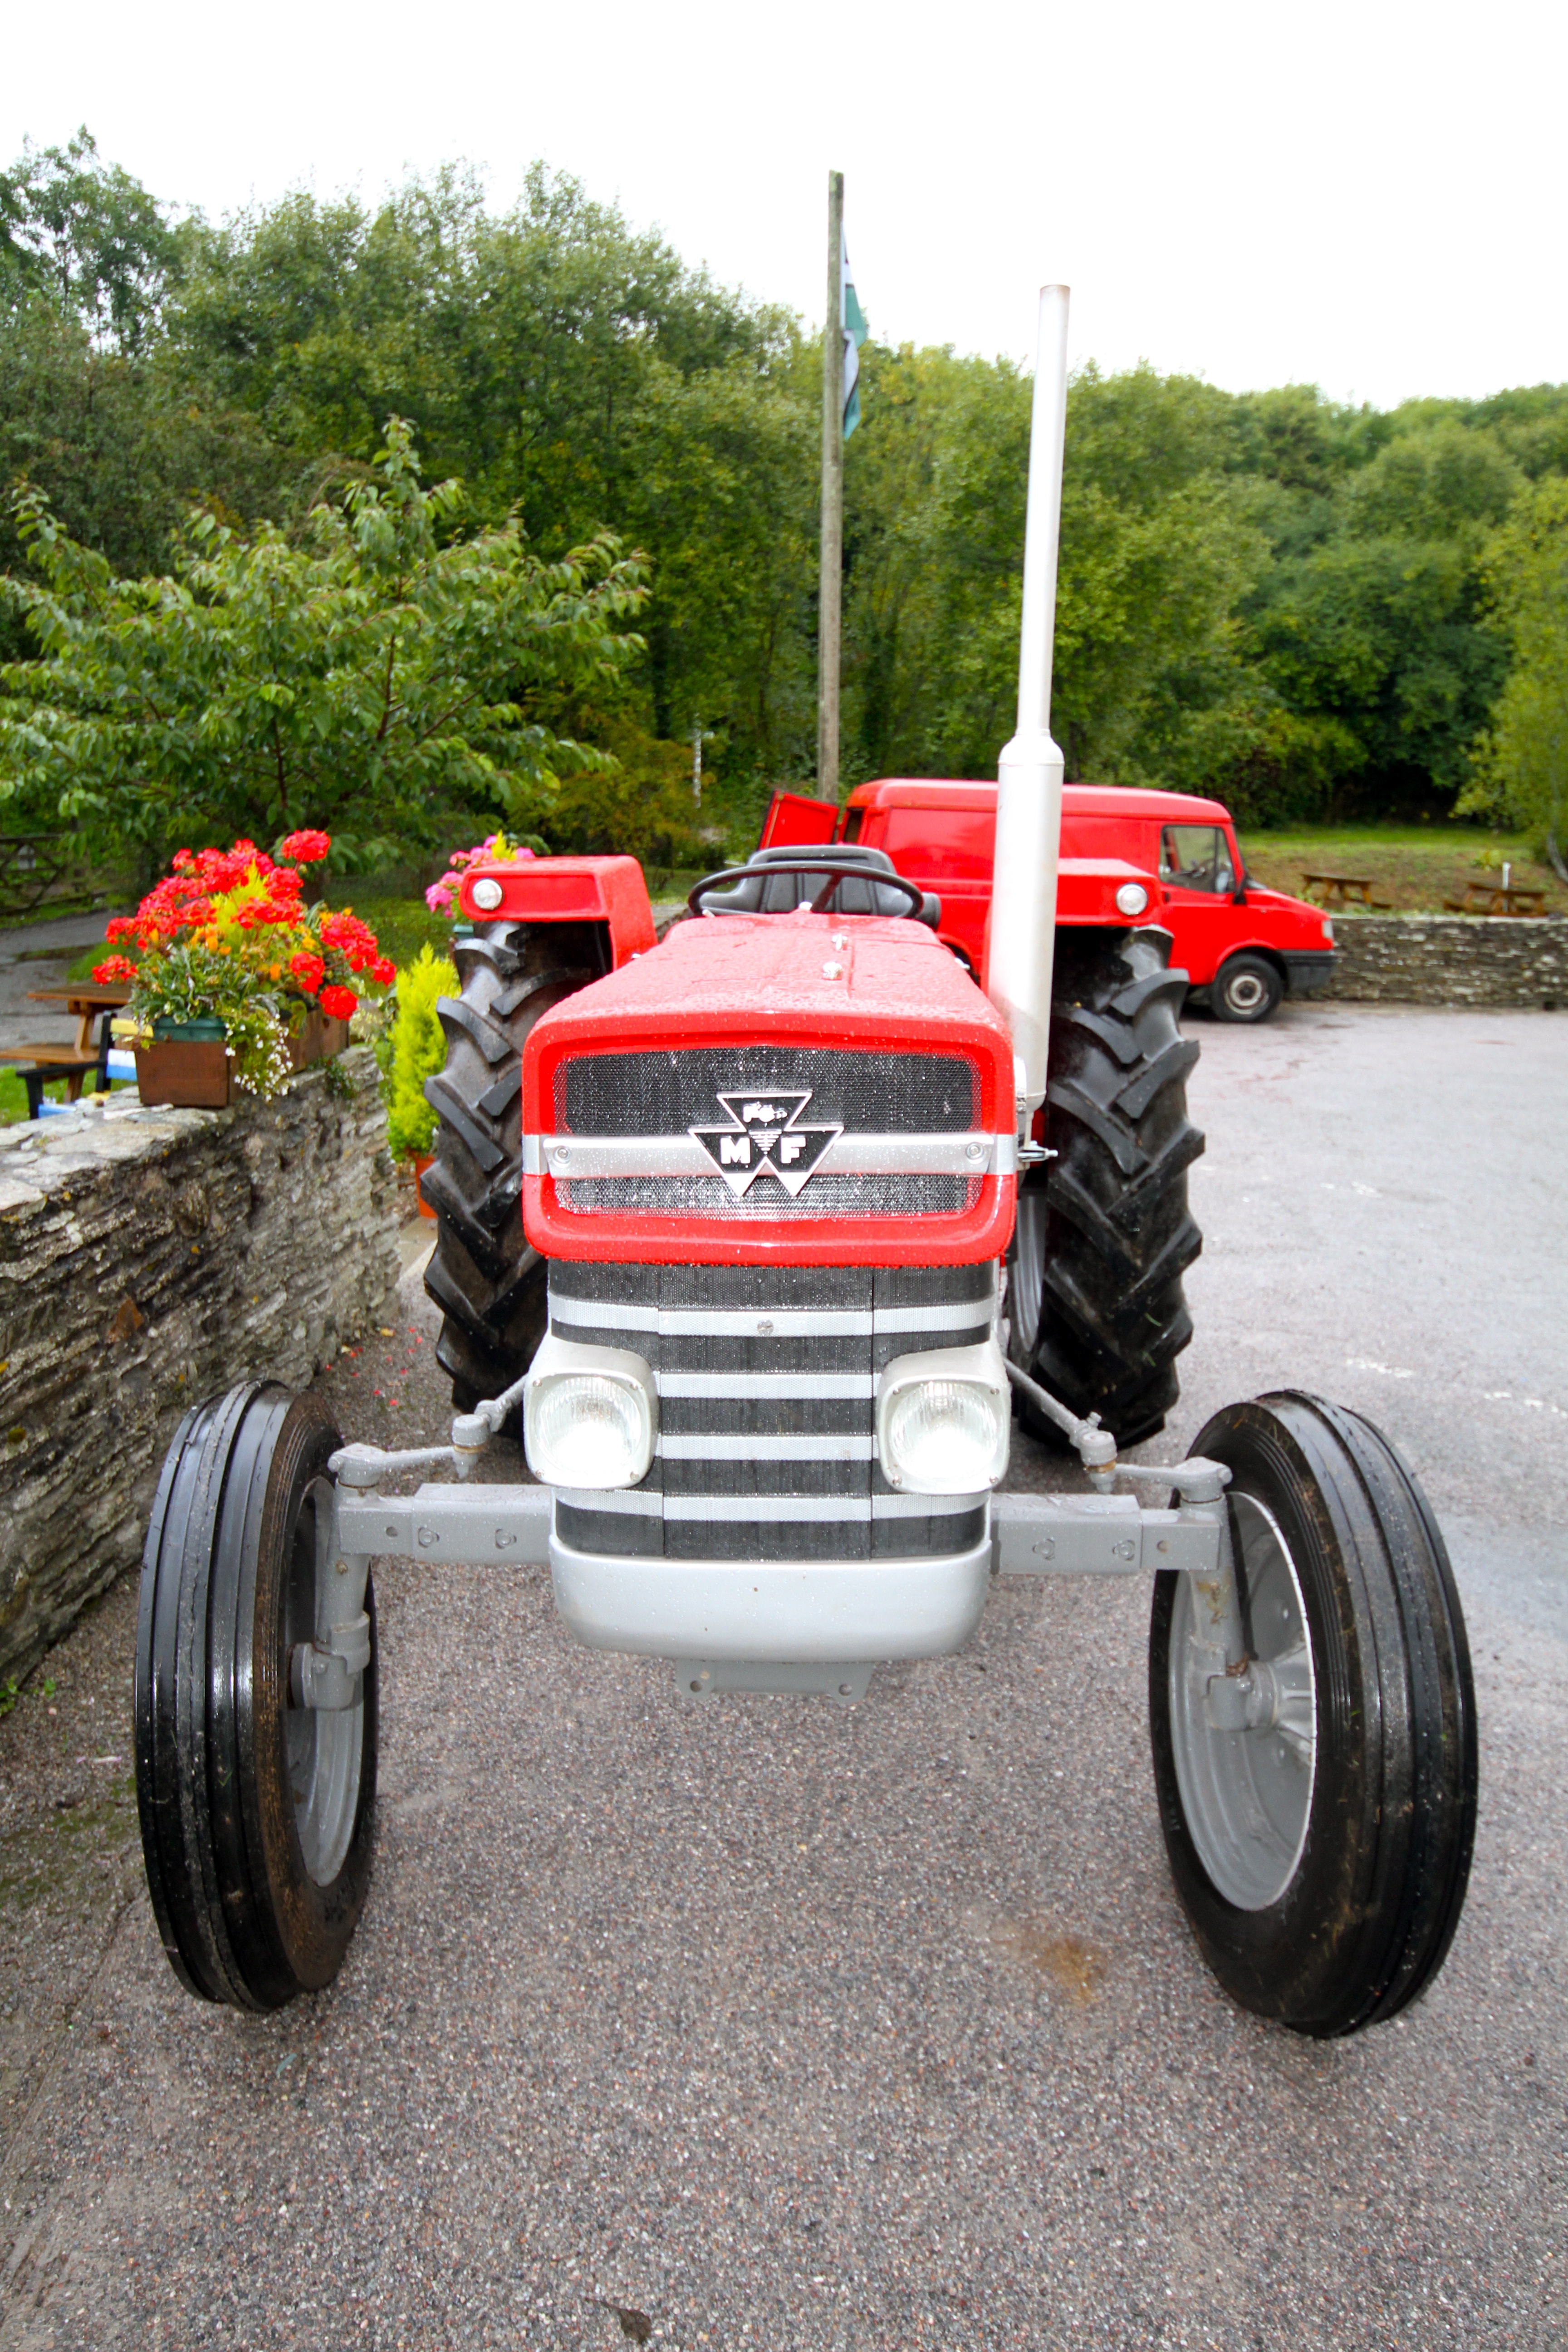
left=1225, top=970, right=1267, bottom=1014
left=1008, top=1187, right=1047, bottom=1364
left=1168, top=1492, right=1317, bottom=1910
left=284, top=1476, right=364, bottom=1888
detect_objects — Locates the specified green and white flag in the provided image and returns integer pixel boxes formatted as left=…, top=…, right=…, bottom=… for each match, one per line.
left=841, top=241, right=867, bottom=438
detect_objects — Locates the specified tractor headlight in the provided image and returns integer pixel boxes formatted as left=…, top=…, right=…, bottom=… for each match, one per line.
left=524, top=1335, right=657, bottom=1488
left=1115, top=882, right=1150, bottom=917
left=876, top=1340, right=1011, bottom=1495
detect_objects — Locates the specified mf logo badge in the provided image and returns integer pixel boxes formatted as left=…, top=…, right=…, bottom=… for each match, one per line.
left=690, top=1090, right=842, bottom=1197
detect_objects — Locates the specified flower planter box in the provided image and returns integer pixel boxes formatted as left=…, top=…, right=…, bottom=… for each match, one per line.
left=287, top=1012, right=352, bottom=1070
left=135, top=1019, right=233, bottom=1109
left=133, top=1040, right=233, bottom=1108
left=135, top=1011, right=350, bottom=1108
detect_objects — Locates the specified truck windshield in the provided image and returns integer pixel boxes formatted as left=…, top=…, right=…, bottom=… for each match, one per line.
left=1160, top=826, right=1236, bottom=894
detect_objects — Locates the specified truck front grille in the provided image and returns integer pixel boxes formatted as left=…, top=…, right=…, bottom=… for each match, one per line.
left=548, top=1260, right=996, bottom=1562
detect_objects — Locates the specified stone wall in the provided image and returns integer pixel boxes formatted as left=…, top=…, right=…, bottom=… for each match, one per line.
left=0, top=1051, right=402, bottom=1680
left=1325, top=915, right=1567, bottom=1007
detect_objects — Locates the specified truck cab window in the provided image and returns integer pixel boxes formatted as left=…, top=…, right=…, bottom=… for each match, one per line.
left=1160, top=826, right=1235, bottom=894
left=840, top=807, right=864, bottom=843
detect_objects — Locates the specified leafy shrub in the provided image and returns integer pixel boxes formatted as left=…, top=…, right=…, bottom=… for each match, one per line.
left=385, top=944, right=457, bottom=1158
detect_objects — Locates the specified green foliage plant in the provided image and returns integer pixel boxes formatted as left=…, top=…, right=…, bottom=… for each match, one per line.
left=1459, top=477, right=1568, bottom=879
left=0, top=417, right=647, bottom=856
left=386, top=943, right=457, bottom=1159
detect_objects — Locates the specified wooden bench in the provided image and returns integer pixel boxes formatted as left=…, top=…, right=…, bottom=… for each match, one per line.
left=1301, top=871, right=1392, bottom=911
left=1443, top=878, right=1549, bottom=916
left=0, top=982, right=132, bottom=1117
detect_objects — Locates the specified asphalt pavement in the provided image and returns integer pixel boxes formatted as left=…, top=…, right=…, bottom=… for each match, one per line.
left=0, top=1001, right=1563, bottom=2350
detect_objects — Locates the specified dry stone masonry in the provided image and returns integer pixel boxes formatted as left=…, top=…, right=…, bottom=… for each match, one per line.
left=1326, top=914, right=1567, bottom=1007
left=0, top=1051, right=401, bottom=1680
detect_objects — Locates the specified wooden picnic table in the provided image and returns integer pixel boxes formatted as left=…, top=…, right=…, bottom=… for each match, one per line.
left=0, top=982, right=134, bottom=1115
left=1301, top=871, right=1389, bottom=910
left=1443, top=879, right=1549, bottom=916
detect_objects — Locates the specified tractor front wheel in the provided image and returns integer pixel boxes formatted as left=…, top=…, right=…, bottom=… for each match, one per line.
left=1008, top=926, right=1204, bottom=1450
left=1149, top=1392, right=1476, bottom=2036
left=134, top=1385, right=377, bottom=2010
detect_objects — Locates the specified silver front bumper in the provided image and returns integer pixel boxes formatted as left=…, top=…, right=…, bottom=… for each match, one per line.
left=549, top=1519, right=994, bottom=1662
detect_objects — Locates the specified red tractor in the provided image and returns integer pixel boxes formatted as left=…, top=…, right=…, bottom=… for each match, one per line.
left=135, top=290, right=1474, bottom=2038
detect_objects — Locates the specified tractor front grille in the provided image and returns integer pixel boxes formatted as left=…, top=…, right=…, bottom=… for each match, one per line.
left=548, top=1259, right=996, bottom=1562
left=550, top=1046, right=982, bottom=1221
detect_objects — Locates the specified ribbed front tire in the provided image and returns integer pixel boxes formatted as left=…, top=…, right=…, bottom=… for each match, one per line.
left=1149, top=1393, right=1477, bottom=2035
left=1009, top=926, right=1204, bottom=1450
left=422, top=926, right=592, bottom=1415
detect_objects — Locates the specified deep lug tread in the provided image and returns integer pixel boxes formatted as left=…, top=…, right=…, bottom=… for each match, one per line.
left=436, top=995, right=516, bottom=1066
left=423, top=1075, right=507, bottom=1174
left=1010, top=927, right=1202, bottom=1447
left=424, top=931, right=590, bottom=1416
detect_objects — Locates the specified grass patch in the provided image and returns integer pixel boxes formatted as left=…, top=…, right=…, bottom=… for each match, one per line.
left=1238, top=825, right=1564, bottom=916
left=0, top=1067, right=133, bottom=1127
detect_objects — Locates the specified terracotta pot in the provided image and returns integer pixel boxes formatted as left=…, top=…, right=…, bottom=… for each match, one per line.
left=412, top=1152, right=438, bottom=1220
left=135, top=1038, right=234, bottom=1108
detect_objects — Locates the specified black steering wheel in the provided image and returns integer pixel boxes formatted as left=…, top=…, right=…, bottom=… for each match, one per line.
left=687, top=857, right=929, bottom=920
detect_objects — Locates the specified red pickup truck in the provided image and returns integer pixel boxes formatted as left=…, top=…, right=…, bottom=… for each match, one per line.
left=760, top=779, right=1336, bottom=1022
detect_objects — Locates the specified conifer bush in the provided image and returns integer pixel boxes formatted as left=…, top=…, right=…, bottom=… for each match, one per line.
left=385, top=944, right=458, bottom=1159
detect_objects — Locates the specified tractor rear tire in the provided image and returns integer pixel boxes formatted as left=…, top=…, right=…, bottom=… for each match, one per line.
left=1008, top=926, right=1204, bottom=1451
left=422, top=926, right=593, bottom=1418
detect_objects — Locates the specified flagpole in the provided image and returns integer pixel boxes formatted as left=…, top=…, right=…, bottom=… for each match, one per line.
left=818, top=168, right=844, bottom=798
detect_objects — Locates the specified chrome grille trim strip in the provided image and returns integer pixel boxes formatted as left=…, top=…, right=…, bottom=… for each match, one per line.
left=657, top=1434, right=875, bottom=1462
left=552, top=1487, right=985, bottom=1524
left=657, top=1372, right=877, bottom=1400
left=524, top=1131, right=1015, bottom=1179
left=550, top=1291, right=994, bottom=1342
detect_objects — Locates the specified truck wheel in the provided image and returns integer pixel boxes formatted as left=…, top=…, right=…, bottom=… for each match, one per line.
left=1149, top=1393, right=1476, bottom=2037
left=1008, top=926, right=1203, bottom=1449
left=1212, top=952, right=1282, bottom=1023
left=422, top=927, right=593, bottom=1416
left=134, top=1385, right=377, bottom=2010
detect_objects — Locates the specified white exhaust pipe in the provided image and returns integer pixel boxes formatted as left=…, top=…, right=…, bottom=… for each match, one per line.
left=984, top=284, right=1070, bottom=1142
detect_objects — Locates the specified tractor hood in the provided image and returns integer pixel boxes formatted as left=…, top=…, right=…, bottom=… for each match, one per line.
left=520, top=911, right=1016, bottom=1268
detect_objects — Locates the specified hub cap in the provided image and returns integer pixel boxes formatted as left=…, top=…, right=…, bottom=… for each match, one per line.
left=1224, top=970, right=1268, bottom=1013
left=1168, top=1492, right=1317, bottom=1910
left=283, top=1476, right=364, bottom=1887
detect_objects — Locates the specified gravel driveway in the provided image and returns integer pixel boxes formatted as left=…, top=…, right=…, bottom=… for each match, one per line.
left=1, top=1003, right=1563, bottom=2351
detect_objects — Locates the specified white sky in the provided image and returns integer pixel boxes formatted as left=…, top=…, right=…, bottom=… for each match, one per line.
left=5, top=0, right=1563, bottom=410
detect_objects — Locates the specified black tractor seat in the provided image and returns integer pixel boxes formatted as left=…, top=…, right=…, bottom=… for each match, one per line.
left=688, top=845, right=941, bottom=928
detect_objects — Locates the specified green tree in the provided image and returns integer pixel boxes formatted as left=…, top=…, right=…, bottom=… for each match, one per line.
left=1, top=128, right=182, bottom=354
left=0, top=418, right=646, bottom=853
left=1459, top=475, right=1568, bottom=877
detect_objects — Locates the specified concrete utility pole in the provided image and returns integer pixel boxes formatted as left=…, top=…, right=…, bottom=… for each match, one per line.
left=817, top=169, right=845, bottom=798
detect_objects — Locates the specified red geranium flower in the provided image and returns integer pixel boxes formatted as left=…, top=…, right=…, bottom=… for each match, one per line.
left=289, top=951, right=326, bottom=994
left=319, top=985, right=358, bottom=1020
left=92, top=954, right=139, bottom=983
left=279, top=829, right=332, bottom=865
left=369, top=956, right=396, bottom=986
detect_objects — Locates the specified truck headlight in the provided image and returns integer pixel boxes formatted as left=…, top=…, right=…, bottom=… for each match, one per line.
left=876, top=1340, right=1011, bottom=1495
left=524, top=1334, right=657, bottom=1488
